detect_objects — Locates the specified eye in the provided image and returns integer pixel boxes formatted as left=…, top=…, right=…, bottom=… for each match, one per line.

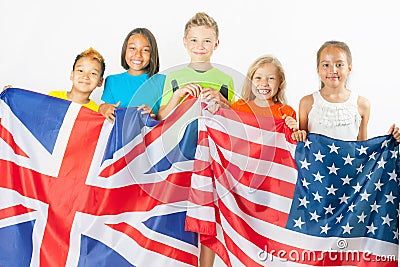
left=190, top=39, right=197, bottom=42
left=336, top=63, right=344, bottom=67
left=253, top=76, right=261, bottom=80
left=322, top=63, right=329, bottom=68
left=91, top=72, right=99, bottom=76
left=269, top=77, right=276, bottom=80
left=143, top=48, right=150, bottom=53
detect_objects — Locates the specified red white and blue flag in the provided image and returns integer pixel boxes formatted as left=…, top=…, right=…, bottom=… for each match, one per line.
left=0, top=88, right=200, bottom=267
left=186, top=107, right=400, bottom=267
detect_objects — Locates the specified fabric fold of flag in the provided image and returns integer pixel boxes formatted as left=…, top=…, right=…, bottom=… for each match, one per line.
left=186, top=106, right=399, bottom=267
left=0, top=88, right=200, bottom=267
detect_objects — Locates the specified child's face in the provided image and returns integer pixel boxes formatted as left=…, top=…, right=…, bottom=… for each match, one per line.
left=125, top=34, right=151, bottom=75
left=318, top=46, right=352, bottom=89
left=251, top=63, right=281, bottom=103
left=70, top=57, right=103, bottom=94
left=183, top=26, right=219, bottom=63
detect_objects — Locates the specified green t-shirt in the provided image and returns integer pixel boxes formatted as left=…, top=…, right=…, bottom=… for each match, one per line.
left=160, top=67, right=235, bottom=106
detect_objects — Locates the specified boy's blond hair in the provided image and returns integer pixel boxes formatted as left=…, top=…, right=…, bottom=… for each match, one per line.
left=184, top=12, right=219, bottom=39
left=73, top=47, right=106, bottom=78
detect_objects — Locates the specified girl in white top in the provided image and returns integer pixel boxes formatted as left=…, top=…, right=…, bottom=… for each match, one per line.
left=290, top=40, right=400, bottom=142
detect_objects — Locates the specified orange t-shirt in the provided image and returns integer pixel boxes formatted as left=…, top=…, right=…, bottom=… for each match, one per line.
left=231, top=99, right=296, bottom=119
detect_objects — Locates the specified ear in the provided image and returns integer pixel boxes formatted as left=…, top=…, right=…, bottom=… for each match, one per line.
left=97, top=77, right=104, bottom=87
left=348, top=64, right=352, bottom=72
left=183, top=36, right=188, bottom=49
left=70, top=70, right=74, bottom=81
left=213, top=39, right=220, bottom=50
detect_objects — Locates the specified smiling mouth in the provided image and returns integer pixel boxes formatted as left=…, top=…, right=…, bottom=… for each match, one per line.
left=258, top=89, right=271, bottom=94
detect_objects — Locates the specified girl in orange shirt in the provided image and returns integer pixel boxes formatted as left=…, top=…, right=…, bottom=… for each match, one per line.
left=231, top=55, right=297, bottom=129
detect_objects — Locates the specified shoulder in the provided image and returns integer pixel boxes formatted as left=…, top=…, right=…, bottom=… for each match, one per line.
left=357, top=95, right=371, bottom=110
left=48, top=91, right=66, bottom=98
left=300, top=93, right=314, bottom=106
left=231, top=99, right=246, bottom=109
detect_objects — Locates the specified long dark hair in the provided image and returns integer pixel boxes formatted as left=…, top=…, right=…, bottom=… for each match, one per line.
left=120, top=28, right=160, bottom=77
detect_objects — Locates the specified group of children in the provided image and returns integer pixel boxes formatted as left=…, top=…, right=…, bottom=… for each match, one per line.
left=3, top=11, right=400, bottom=267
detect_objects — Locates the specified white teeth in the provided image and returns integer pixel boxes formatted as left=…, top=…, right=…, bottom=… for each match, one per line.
left=258, top=89, right=270, bottom=94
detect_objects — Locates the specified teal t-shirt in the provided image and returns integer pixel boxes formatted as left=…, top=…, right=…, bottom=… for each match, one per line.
left=160, top=67, right=234, bottom=106
left=101, top=72, right=165, bottom=114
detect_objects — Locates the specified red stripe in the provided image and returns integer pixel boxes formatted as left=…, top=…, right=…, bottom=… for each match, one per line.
left=212, top=145, right=296, bottom=199
left=0, top=118, right=29, bottom=157
left=108, top=222, right=198, bottom=266
left=0, top=204, right=36, bottom=220
left=207, top=126, right=297, bottom=169
left=217, top=198, right=393, bottom=266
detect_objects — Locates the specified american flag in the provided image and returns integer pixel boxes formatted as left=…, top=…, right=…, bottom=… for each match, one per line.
left=185, top=107, right=399, bottom=267
left=0, top=88, right=200, bottom=267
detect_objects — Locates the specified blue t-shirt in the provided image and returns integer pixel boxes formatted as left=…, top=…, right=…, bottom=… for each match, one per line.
left=101, top=72, right=165, bottom=114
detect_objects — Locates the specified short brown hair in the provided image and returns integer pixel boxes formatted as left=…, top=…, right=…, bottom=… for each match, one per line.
left=120, top=28, right=160, bottom=77
left=184, top=12, right=219, bottom=39
left=73, top=47, right=105, bottom=78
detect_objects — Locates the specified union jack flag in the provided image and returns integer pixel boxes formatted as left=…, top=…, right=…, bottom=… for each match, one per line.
left=186, top=107, right=400, bottom=267
left=0, top=88, right=200, bottom=267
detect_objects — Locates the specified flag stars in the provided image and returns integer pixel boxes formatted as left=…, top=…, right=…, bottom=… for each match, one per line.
left=352, top=182, right=362, bottom=193
left=357, top=212, right=367, bottom=223
left=390, top=149, right=398, bottom=159
left=298, top=196, right=310, bottom=208
left=366, top=223, right=378, bottom=235
left=313, top=150, right=325, bottom=162
left=324, top=204, right=335, bottom=215
left=300, top=158, right=311, bottom=170
left=348, top=203, right=356, bottom=212
left=313, top=172, right=325, bottom=183
left=320, top=223, right=331, bottom=234
left=360, top=190, right=371, bottom=201
left=341, top=222, right=354, bottom=234
left=293, top=217, right=305, bottom=229
left=343, top=153, right=355, bottom=165
left=393, top=230, right=399, bottom=240
left=388, top=170, right=398, bottom=181
left=327, top=163, right=340, bottom=175
left=366, top=171, right=373, bottom=180
left=356, top=145, right=368, bottom=155
left=385, top=191, right=396, bottom=204
left=336, top=214, right=343, bottom=224
left=356, top=164, right=364, bottom=174
left=377, top=158, right=387, bottom=169
left=341, top=175, right=353, bottom=185
left=304, top=140, right=312, bottom=149
left=368, top=151, right=377, bottom=161
left=381, top=139, right=390, bottom=148
left=312, top=191, right=323, bottom=203
left=374, top=179, right=384, bottom=191
left=370, top=201, right=381, bottom=213
left=309, top=211, right=321, bottom=222
left=381, top=214, right=393, bottom=226
left=301, top=178, right=310, bottom=189
left=339, top=193, right=350, bottom=204
left=328, top=143, right=340, bottom=154
left=326, top=184, right=338, bottom=195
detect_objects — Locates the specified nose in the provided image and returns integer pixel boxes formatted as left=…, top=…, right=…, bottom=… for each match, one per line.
left=329, top=65, right=338, bottom=73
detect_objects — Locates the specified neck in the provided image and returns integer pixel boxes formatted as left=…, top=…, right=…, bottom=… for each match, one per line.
left=253, top=98, right=275, bottom=107
left=67, top=90, right=90, bottom=105
left=188, top=62, right=213, bottom=72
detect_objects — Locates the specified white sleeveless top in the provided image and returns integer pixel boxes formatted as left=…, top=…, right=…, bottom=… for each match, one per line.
left=308, top=90, right=361, bottom=141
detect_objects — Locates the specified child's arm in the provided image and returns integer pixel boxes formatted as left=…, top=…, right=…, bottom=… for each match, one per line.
left=357, top=96, right=370, bottom=141
left=99, top=102, right=120, bottom=123
left=291, top=95, right=313, bottom=142
left=157, top=83, right=202, bottom=120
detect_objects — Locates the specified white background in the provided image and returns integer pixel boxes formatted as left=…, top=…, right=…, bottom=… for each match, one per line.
left=0, top=1, right=399, bottom=265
